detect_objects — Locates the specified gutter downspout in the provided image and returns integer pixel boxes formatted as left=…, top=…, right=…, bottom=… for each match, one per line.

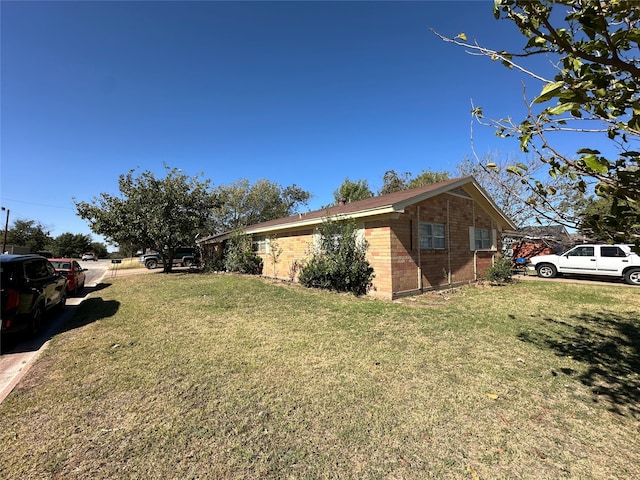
left=416, top=207, right=422, bottom=291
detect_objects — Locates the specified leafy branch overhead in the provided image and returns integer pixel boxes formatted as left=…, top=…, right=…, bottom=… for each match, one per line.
left=435, top=0, right=640, bottom=242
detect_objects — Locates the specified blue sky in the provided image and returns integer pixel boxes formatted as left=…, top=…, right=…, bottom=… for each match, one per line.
left=1, top=1, right=563, bottom=244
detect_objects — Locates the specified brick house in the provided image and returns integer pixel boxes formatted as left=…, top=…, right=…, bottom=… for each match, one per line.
left=198, top=176, right=516, bottom=299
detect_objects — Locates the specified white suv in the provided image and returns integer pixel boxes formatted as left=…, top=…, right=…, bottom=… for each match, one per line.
left=530, top=244, right=640, bottom=286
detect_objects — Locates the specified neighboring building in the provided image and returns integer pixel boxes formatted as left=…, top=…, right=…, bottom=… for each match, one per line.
left=503, top=225, right=573, bottom=262
left=198, top=177, right=516, bottom=299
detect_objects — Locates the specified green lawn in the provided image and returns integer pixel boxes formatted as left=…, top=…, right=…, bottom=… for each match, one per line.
left=1, top=274, right=638, bottom=479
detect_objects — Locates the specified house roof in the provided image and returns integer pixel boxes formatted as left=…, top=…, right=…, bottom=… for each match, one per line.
left=198, top=176, right=516, bottom=244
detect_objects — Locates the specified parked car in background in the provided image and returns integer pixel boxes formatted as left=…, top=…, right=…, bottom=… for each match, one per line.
left=49, top=258, right=87, bottom=296
left=139, top=247, right=197, bottom=269
left=81, top=252, right=98, bottom=261
left=529, top=244, right=640, bottom=286
left=1, top=254, right=67, bottom=337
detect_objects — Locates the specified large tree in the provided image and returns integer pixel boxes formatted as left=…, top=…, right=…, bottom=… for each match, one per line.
left=53, top=233, right=92, bottom=258
left=457, top=152, right=590, bottom=228
left=333, top=178, right=373, bottom=204
left=436, top=0, right=640, bottom=242
left=5, top=219, right=52, bottom=252
left=75, top=167, right=214, bottom=272
left=378, top=169, right=450, bottom=195
left=210, top=179, right=310, bottom=232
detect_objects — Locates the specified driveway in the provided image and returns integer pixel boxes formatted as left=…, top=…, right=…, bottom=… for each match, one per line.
left=517, top=271, right=635, bottom=287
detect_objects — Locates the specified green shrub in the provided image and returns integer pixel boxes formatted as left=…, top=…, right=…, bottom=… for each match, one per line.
left=298, top=217, right=374, bottom=296
left=223, top=231, right=263, bottom=275
left=486, top=256, right=514, bottom=284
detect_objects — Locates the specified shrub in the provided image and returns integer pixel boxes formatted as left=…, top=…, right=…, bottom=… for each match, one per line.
left=298, top=217, right=374, bottom=296
left=223, top=231, right=263, bottom=275
left=486, top=256, right=514, bottom=284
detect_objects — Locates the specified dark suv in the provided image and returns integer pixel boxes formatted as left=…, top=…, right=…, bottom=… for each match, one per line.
left=1, top=254, right=67, bottom=337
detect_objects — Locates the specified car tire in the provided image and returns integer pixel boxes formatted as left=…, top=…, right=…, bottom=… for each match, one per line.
left=183, top=259, right=193, bottom=268
left=29, top=303, right=44, bottom=337
left=536, top=263, right=557, bottom=278
left=624, top=268, right=640, bottom=286
left=146, top=259, right=158, bottom=269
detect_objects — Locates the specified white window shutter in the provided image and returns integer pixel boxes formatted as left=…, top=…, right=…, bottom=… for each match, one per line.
left=491, top=229, right=497, bottom=251
left=469, top=226, right=475, bottom=251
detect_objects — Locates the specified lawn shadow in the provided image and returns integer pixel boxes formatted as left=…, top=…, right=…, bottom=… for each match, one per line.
left=59, top=297, right=120, bottom=333
left=518, top=311, right=640, bottom=418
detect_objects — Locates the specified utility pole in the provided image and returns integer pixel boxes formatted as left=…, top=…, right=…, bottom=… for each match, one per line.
left=1, top=207, right=9, bottom=253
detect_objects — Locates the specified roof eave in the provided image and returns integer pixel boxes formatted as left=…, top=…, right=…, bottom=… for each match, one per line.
left=245, top=206, right=399, bottom=235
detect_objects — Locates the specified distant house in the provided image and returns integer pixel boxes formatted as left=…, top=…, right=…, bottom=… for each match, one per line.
left=503, top=225, right=572, bottom=261
left=198, top=177, right=516, bottom=299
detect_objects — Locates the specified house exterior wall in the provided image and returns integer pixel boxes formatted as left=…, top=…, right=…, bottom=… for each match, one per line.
left=237, top=190, right=504, bottom=300
left=258, top=229, right=314, bottom=280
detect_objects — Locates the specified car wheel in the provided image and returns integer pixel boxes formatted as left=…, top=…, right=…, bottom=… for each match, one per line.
left=146, top=259, right=158, bottom=269
left=29, top=303, right=44, bottom=337
left=183, top=259, right=193, bottom=268
left=536, top=263, right=557, bottom=278
left=624, top=268, right=640, bottom=286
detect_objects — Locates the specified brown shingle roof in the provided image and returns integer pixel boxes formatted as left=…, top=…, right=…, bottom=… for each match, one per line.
left=198, top=176, right=515, bottom=243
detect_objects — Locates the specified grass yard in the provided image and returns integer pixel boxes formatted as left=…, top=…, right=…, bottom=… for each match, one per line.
left=0, top=273, right=638, bottom=479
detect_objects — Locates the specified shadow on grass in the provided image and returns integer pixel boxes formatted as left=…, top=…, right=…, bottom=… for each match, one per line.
left=59, top=296, right=120, bottom=333
left=519, top=311, right=640, bottom=418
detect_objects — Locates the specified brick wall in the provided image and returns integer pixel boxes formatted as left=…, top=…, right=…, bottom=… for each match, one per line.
left=253, top=190, right=503, bottom=299
left=257, top=229, right=314, bottom=280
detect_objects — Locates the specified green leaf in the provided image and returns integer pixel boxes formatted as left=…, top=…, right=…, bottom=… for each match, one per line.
left=547, top=103, right=576, bottom=115
left=533, top=81, right=565, bottom=104
left=582, top=154, right=609, bottom=174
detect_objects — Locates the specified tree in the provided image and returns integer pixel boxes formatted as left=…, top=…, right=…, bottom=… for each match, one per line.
left=90, top=242, right=109, bottom=259
left=435, top=0, right=640, bottom=241
left=53, top=233, right=92, bottom=257
left=378, top=169, right=450, bottom=195
left=456, top=152, right=589, bottom=228
left=379, top=170, right=411, bottom=195
left=75, top=166, right=214, bottom=272
left=579, top=195, right=640, bottom=243
left=6, top=219, right=52, bottom=252
left=211, top=179, right=310, bottom=232
left=333, top=178, right=373, bottom=204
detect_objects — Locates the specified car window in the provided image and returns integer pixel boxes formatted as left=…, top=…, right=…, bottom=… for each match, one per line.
left=25, top=259, right=50, bottom=280
left=601, top=246, right=626, bottom=257
left=568, top=246, right=595, bottom=257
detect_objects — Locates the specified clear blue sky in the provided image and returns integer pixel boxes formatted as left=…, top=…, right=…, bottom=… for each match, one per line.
left=1, top=1, right=563, bottom=244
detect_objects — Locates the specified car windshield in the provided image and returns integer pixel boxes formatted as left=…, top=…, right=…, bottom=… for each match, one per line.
left=51, top=261, right=71, bottom=269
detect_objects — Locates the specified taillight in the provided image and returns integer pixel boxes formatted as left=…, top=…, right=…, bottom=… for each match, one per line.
left=4, top=288, right=20, bottom=310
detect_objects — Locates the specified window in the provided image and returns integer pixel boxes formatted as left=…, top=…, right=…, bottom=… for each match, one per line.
left=252, top=235, right=267, bottom=253
left=419, top=222, right=446, bottom=249
left=475, top=228, right=491, bottom=250
left=568, top=246, right=594, bottom=257
left=469, top=227, right=496, bottom=251
left=601, top=246, right=626, bottom=257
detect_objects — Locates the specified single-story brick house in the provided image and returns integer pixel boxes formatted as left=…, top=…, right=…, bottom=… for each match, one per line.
left=198, top=176, right=516, bottom=299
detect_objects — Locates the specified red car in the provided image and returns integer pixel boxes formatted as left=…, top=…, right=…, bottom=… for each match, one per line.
left=49, top=258, right=87, bottom=296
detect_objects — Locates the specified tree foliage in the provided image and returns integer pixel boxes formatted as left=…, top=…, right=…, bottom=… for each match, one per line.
left=379, top=169, right=450, bottom=195
left=211, top=179, right=310, bottom=232
left=457, top=152, right=590, bottom=228
left=75, top=166, right=214, bottom=272
left=436, top=0, right=640, bottom=241
left=298, top=217, right=374, bottom=296
left=333, top=178, right=374, bottom=204
left=52, top=233, right=92, bottom=258
left=6, top=219, right=52, bottom=252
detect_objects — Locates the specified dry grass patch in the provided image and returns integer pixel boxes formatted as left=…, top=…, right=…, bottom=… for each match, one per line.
left=0, top=274, right=638, bottom=479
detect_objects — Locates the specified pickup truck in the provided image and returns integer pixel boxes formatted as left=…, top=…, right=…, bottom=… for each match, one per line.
left=529, top=244, right=640, bottom=286
left=139, top=247, right=197, bottom=269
